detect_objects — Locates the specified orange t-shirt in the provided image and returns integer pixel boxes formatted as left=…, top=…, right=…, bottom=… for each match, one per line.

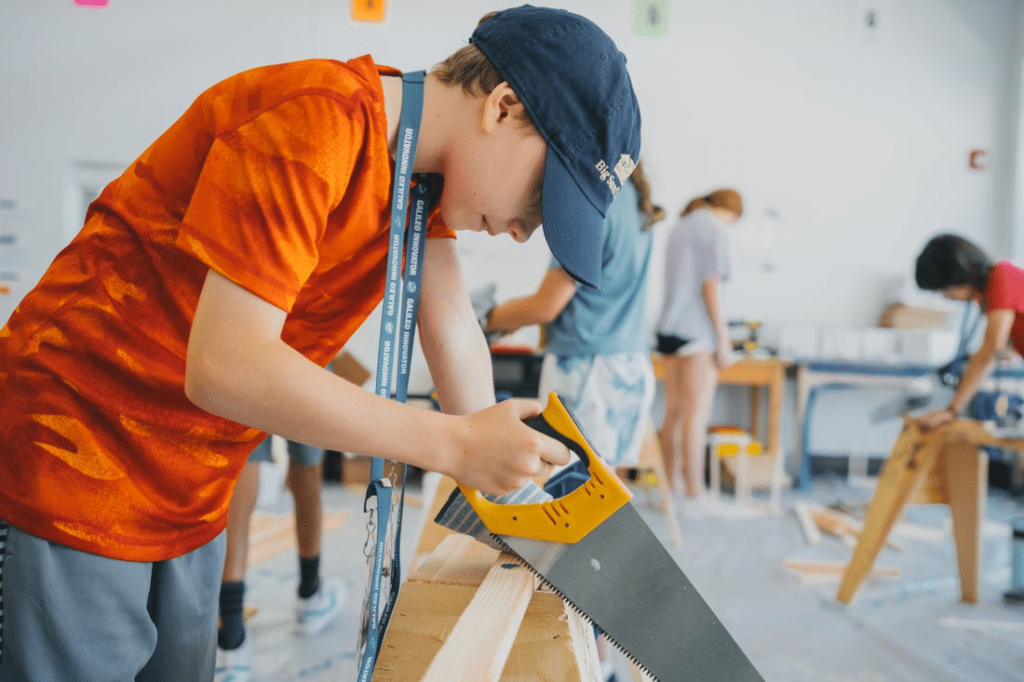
left=0, top=56, right=453, bottom=562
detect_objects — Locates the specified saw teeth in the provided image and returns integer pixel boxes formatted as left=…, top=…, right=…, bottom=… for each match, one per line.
left=491, top=535, right=661, bottom=682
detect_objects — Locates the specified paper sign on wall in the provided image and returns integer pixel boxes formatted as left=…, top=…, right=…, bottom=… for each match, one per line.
left=73, top=0, right=111, bottom=8
left=635, top=0, right=670, bottom=37
left=351, top=0, right=386, bottom=24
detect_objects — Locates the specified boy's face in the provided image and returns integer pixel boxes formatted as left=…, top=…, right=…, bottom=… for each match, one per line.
left=439, top=84, right=546, bottom=243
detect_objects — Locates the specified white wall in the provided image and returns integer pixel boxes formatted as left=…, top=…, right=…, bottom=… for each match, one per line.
left=1, top=0, right=1022, bottom=402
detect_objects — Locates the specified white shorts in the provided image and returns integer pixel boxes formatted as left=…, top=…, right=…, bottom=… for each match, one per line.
left=538, top=352, right=655, bottom=467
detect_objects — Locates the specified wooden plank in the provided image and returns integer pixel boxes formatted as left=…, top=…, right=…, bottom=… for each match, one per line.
left=793, top=501, right=822, bottom=546
left=938, top=617, right=1024, bottom=633
left=499, top=591, right=601, bottom=681
left=411, top=534, right=504, bottom=587
left=374, top=533, right=600, bottom=682
left=420, top=556, right=536, bottom=682
left=373, top=582, right=481, bottom=681
left=786, top=560, right=900, bottom=577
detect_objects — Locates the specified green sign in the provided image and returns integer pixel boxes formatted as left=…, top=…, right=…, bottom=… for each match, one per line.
left=635, top=0, right=670, bottom=37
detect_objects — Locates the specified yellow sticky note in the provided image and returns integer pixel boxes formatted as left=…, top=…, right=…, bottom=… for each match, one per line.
left=351, top=0, right=386, bottom=23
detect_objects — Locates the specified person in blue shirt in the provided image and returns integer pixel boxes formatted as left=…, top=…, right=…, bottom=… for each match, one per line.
left=485, top=160, right=664, bottom=469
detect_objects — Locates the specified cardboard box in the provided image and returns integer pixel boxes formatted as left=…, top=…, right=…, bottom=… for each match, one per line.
left=331, top=350, right=371, bottom=387
left=341, top=453, right=373, bottom=485
left=878, top=303, right=949, bottom=330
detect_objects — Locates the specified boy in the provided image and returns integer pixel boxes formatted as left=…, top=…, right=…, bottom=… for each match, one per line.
left=0, top=5, right=640, bottom=680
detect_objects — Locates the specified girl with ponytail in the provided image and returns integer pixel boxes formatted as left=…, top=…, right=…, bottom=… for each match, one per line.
left=655, top=187, right=742, bottom=504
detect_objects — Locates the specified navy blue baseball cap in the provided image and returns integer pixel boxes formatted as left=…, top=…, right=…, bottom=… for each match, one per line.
left=470, top=5, right=641, bottom=289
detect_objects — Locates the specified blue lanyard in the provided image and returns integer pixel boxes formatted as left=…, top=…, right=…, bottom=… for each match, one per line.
left=359, top=70, right=430, bottom=681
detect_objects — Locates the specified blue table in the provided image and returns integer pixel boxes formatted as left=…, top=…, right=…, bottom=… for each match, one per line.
left=794, top=360, right=1024, bottom=490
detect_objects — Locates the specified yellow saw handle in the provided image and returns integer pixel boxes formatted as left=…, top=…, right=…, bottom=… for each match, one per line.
left=457, top=392, right=632, bottom=544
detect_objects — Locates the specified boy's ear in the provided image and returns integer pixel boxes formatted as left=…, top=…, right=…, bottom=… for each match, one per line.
left=481, top=81, right=525, bottom=131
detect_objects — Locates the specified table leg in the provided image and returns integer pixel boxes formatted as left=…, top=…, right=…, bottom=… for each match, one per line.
left=942, top=442, right=987, bottom=603
left=768, top=369, right=784, bottom=512
left=749, top=385, right=762, bottom=443
left=795, top=367, right=810, bottom=488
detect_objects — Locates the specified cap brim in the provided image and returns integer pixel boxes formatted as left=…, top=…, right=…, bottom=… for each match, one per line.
left=541, top=152, right=603, bottom=289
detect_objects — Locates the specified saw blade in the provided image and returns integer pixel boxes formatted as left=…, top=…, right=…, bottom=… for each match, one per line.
left=495, top=502, right=764, bottom=682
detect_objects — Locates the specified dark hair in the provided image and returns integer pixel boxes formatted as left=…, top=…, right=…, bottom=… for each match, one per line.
left=629, top=160, right=665, bottom=231
left=915, top=233, right=993, bottom=292
left=681, top=188, right=743, bottom=218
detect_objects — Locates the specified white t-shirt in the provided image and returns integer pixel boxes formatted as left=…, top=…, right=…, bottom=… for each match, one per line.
left=655, top=208, right=731, bottom=348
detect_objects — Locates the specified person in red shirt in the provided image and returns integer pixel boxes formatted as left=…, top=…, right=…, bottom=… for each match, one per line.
left=914, top=233, right=1024, bottom=430
left=0, top=7, right=640, bottom=680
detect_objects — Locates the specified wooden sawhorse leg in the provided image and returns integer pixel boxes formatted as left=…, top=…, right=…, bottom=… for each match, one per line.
left=837, top=419, right=940, bottom=603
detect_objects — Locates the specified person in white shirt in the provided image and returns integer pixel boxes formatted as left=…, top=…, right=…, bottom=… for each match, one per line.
left=655, top=189, right=742, bottom=503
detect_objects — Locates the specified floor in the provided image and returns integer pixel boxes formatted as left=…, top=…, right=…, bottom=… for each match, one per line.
left=240, top=465, right=1024, bottom=682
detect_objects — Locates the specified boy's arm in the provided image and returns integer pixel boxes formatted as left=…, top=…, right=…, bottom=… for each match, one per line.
left=485, top=267, right=576, bottom=334
left=417, top=238, right=497, bottom=415
left=185, top=268, right=569, bottom=494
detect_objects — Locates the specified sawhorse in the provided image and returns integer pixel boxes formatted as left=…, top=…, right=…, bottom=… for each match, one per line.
left=838, top=418, right=1024, bottom=604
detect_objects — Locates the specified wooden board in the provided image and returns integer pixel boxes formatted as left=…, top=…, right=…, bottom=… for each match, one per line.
left=373, top=534, right=601, bottom=682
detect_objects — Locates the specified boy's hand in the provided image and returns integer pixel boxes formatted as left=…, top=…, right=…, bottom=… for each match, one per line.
left=450, top=399, right=571, bottom=495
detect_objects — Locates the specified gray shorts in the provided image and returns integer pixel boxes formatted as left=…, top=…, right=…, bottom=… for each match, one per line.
left=0, top=519, right=226, bottom=682
left=247, top=436, right=325, bottom=467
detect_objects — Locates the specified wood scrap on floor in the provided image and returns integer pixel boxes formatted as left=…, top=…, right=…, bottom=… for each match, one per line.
left=792, top=501, right=901, bottom=550
left=784, top=560, right=900, bottom=585
left=938, top=617, right=1024, bottom=633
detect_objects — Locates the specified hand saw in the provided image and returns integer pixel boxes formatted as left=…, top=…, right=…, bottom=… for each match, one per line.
left=448, top=393, right=764, bottom=682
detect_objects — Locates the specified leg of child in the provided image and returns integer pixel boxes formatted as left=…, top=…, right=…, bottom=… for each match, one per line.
left=288, top=442, right=345, bottom=636
left=677, top=351, right=718, bottom=498
left=658, top=354, right=686, bottom=498
left=288, top=453, right=323, bottom=598
left=218, top=458, right=260, bottom=650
